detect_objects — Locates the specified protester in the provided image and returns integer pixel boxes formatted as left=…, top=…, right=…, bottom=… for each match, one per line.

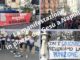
left=41, top=15, right=80, bottom=29
left=0, top=29, right=39, bottom=57
left=24, top=35, right=29, bottom=50
left=28, top=36, right=34, bottom=52
left=19, top=36, right=25, bottom=52
left=1, top=35, right=6, bottom=49
left=0, top=35, right=2, bottom=50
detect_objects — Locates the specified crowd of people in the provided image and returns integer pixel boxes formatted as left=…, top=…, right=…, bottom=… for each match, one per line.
left=41, top=15, right=80, bottom=29
left=0, top=30, right=39, bottom=56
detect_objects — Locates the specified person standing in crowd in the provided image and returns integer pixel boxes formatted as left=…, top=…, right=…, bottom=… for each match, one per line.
left=71, top=17, right=79, bottom=29
left=24, top=31, right=35, bottom=54
left=31, top=7, right=36, bottom=22
left=10, top=34, right=15, bottom=50
left=5, top=35, right=11, bottom=50
left=0, top=34, right=2, bottom=50
left=24, top=35, right=29, bottom=51
left=1, top=34, right=6, bottom=50
left=12, top=36, right=18, bottom=50
left=76, top=19, right=80, bottom=29
left=28, top=36, right=35, bottom=53
left=28, top=31, right=35, bottom=54
left=6, top=35, right=11, bottom=44
left=35, top=7, right=39, bottom=20
left=19, top=36, right=25, bottom=52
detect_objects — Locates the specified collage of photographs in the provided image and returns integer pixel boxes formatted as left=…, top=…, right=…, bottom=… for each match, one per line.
left=0, top=0, right=80, bottom=60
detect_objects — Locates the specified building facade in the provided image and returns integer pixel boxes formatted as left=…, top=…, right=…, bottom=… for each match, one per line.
left=41, top=0, right=59, bottom=14
left=0, top=0, right=32, bottom=9
left=59, top=0, right=79, bottom=14
left=67, top=0, right=78, bottom=13
left=5, top=0, right=20, bottom=9
left=41, top=0, right=80, bottom=15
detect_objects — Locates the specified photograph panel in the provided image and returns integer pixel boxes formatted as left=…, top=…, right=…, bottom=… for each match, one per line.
left=0, top=29, right=40, bottom=60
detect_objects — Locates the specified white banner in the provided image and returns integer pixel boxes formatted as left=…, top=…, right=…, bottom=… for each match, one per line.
left=48, top=41, right=80, bottom=59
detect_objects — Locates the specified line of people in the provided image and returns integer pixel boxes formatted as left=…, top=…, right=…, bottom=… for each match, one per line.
left=0, top=31, right=36, bottom=55
left=41, top=15, right=80, bottom=29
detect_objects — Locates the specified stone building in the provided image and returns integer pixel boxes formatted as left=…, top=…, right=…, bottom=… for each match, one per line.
left=5, top=0, right=20, bottom=9
left=0, top=0, right=32, bottom=9
left=41, top=0, right=59, bottom=14
left=41, top=0, right=80, bottom=15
